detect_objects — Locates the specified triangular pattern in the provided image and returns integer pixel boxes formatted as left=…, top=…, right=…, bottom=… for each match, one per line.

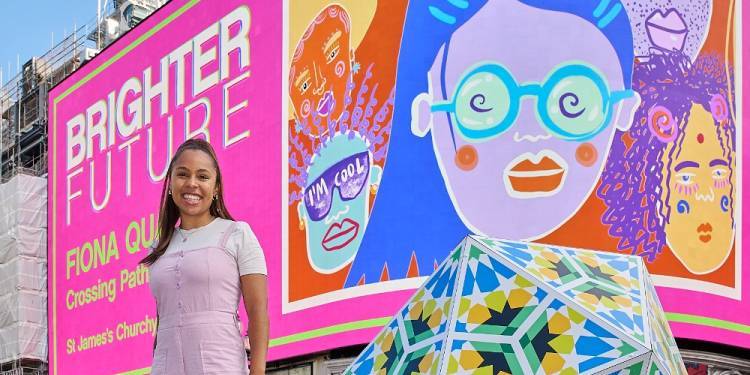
left=602, top=352, right=651, bottom=374
left=345, top=237, right=687, bottom=374
left=478, top=238, right=646, bottom=345
left=647, top=355, right=661, bottom=375
left=621, top=361, right=646, bottom=374
left=400, top=244, right=462, bottom=347
left=346, top=244, right=463, bottom=374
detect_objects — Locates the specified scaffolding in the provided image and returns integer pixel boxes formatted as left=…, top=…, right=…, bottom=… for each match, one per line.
left=0, top=1, right=166, bottom=373
left=0, top=174, right=47, bottom=373
left=0, top=0, right=166, bottom=184
left=1, top=22, right=94, bottom=183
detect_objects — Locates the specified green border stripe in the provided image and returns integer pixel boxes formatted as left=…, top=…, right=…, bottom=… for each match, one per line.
left=116, top=368, right=151, bottom=375
left=667, top=313, right=750, bottom=334
left=55, top=0, right=200, bottom=104
left=269, top=317, right=390, bottom=347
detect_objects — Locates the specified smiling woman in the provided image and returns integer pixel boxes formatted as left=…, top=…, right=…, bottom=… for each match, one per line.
left=139, top=138, right=269, bottom=374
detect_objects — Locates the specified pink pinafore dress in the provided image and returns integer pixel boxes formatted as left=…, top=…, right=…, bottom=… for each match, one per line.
left=149, top=222, right=248, bottom=374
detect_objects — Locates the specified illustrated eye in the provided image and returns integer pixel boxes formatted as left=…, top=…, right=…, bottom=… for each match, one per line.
left=712, top=168, right=728, bottom=179
left=558, top=92, right=585, bottom=118
left=676, top=173, right=695, bottom=185
left=453, top=72, right=511, bottom=135
left=300, top=80, right=311, bottom=94
left=545, top=75, right=604, bottom=137
left=470, top=94, right=491, bottom=112
left=676, top=199, right=690, bottom=214
left=325, top=46, right=340, bottom=63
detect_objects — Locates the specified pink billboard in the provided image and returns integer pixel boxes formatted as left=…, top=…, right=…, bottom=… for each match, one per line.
left=48, top=0, right=284, bottom=373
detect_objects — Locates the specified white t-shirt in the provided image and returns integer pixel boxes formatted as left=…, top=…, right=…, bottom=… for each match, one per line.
left=163, top=217, right=267, bottom=276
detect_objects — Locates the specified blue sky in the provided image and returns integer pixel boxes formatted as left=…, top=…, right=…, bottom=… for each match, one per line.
left=0, top=0, right=94, bottom=84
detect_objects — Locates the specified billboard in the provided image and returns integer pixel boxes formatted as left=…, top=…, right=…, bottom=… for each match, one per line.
left=48, top=0, right=748, bottom=373
left=48, top=0, right=281, bottom=373
left=282, top=0, right=750, bottom=355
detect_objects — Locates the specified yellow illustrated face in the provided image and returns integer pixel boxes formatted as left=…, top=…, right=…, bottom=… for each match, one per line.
left=662, top=103, right=734, bottom=274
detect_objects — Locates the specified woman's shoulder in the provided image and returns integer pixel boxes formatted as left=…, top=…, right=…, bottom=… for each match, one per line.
left=215, top=218, right=257, bottom=243
left=215, top=218, right=252, bottom=232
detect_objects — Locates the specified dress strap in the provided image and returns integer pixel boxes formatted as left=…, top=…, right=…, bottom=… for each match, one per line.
left=220, top=221, right=238, bottom=248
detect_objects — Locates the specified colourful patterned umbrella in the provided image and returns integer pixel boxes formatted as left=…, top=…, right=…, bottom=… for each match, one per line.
left=345, top=236, right=686, bottom=374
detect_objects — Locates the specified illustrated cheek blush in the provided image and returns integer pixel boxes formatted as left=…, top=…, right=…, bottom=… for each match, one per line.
left=575, top=142, right=598, bottom=167
left=455, top=145, right=478, bottom=171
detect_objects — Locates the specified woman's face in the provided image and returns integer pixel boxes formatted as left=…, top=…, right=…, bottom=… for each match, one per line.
left=297, top=135, right=376, bottom=274
left=170, top=149, right=218, bottom=221
left=662, top=103, right=734, bottom=274
left=290, top=8, right=352, bottom=134
left=423, top=1, right=634, bottom=240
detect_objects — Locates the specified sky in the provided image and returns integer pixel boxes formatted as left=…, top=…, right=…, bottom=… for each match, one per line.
left=0, top=0, right=96, bottom=85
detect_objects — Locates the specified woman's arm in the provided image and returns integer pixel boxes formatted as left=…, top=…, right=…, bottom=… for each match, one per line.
left=240, top=274, right=269, bottom=375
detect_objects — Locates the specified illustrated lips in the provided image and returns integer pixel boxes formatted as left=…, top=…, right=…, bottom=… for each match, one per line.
left=317, top=91, right=334, bottom=117
left=697, top=222, right=713, bottom=243
left=322, top=218, right=359, bottom=251
left=645, top=9, right=688, bottom=51
left=504, top=152, right=567, bottom=195
left=646, top=9, right=687, bottom=33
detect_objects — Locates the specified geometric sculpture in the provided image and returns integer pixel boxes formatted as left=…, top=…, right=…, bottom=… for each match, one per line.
left=345, top=236, right=687, bottom=374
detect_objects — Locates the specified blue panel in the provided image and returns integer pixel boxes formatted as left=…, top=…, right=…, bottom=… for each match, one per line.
left=476, top=261, right=500, bottom=292
left=584, top=319, right=617, bottom=338
left=580, top=355, right=613, bottom=372
left=489, top=256, right=516, bottom=280
left=462, top=267, right=476, bottom=296
left=576, top=336, right=614, bottom=356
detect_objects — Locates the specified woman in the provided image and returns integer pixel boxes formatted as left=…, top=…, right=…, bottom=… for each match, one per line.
left=141, top=139, right=268, bottom=374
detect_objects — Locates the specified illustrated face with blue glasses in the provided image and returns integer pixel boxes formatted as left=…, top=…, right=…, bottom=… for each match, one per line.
left=296, top=134, right=382, bottom=274
left=411, top=0, right=640, bottom=240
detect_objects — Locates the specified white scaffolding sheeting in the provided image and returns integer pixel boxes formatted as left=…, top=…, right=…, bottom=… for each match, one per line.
left=0, top=174, right=47, bottom=363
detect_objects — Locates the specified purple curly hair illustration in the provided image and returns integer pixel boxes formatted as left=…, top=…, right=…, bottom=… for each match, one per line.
left=597, top=52, right=736, bottom=261
left=289, top=63, right=394, bottom=204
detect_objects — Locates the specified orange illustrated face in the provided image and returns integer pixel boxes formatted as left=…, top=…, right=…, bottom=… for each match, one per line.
left=290, top=5, right=353, bottom=136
